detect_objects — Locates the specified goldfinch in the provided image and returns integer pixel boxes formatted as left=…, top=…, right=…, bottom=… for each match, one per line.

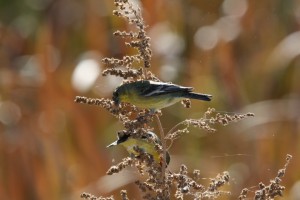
left=112, top=80, right=212, bottom=110
left=107, top=131, right=170, bottom=165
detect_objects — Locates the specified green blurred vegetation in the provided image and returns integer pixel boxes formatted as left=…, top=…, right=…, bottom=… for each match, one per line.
left=0, top=0, right=300, bottom=199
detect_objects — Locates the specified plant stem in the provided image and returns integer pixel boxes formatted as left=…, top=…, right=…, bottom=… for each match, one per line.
left=166, top=120, right=187, bottom=138
left=155, top=114, right=166, bottom=181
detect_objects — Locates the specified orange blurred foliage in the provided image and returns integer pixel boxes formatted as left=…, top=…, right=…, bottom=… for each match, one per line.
left=0, top=0, right=300, bottom=199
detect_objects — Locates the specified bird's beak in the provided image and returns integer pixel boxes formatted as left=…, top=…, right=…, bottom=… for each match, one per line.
left=107, top=141, right=118, bottom=148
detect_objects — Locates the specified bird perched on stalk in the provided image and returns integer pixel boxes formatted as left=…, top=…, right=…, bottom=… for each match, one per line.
left=112, top=80, right=212, bottom=110
left=107, top=131, right=170, bottom=166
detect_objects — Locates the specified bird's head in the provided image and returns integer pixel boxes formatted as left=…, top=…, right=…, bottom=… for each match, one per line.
left=107, top=132, right=130, bottom=147
left=112, top=84, right=128, bottom=105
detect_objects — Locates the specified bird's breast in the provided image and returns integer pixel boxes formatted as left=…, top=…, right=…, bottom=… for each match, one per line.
left=120, top=138, right=161, bottom=163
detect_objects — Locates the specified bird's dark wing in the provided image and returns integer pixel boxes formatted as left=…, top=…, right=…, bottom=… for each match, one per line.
left=140, top=81, right=193, bottom=97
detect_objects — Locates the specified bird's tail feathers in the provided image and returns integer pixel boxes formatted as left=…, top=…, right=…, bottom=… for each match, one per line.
left=184, top=92, right=212, bottom=101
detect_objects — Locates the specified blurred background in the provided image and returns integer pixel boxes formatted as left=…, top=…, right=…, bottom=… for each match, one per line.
left=0, top=0, right=300, bottom=199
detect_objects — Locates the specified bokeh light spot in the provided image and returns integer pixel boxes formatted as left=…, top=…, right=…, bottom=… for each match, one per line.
left=214, top=16, right=241, bottom=42
left=222, top=0, right=248, bottom=17
left=194, top=26, right=219, bottom=50
left=150, top=22, right=185, bottom=57
left=72, top=54, right=101, bottom=93
left=93, top=75, right=123, bottom=96
left=290, top=181, right=300, bottom=199
left=0, top=101, right=22, bottom=126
